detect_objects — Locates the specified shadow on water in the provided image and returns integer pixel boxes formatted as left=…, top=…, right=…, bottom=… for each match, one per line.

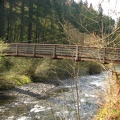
left=0, top=86, right=48, bottom=105
left=0, top=92, right=16, bottom=105
left=12, top=87, right=47, bottom=99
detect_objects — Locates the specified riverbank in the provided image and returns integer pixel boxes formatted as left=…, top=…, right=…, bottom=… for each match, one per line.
left=0, top=57, right=103, bottom=90
left=0, top=71, right=108, bottom=120
left=0, top=83, right=55, bottom=103
left=0, top=82, right=55, bottom=120
left=95, top=72, right=120, bottom=120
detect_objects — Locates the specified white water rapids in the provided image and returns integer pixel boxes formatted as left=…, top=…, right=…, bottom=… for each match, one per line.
left=0, top=71, right=110, bottom=120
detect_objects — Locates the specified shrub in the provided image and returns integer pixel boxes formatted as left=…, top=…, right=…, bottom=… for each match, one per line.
left=87, top=62, right=103, bottom=75
left=95, top=72, right=120, bottom=120
left=0, top=40, right=8, bottom=55
left=2, top=73, right=32, bottom=86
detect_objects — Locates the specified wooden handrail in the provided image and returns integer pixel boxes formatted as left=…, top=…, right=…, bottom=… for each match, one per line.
left=5, top=43, right=120, bottom=64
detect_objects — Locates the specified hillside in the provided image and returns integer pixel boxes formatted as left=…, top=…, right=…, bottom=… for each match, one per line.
left=0, top=0, right=115, bottom=45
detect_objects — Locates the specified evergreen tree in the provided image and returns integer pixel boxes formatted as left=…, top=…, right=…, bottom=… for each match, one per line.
left=0, top=0, right=4, bottom=38
left=28, top=0, right=33, bottom=43
left=20, top=0, right=25, bottom=42
left=2, top=0, right=115, bottom=44
left=98, top=4, right=103, bottom=37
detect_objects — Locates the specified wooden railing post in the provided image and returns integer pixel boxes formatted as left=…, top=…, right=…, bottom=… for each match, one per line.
left=75, top=45, right=79, bottom=61
left=5, top=43, right=120, bottom=63
left=103, top=47, right=106, bottom=63
left=16, top=44, right=18, bottom=55
left=33, top=44, right=36, bottom=57
left=53, top=45, right=56, bottom=58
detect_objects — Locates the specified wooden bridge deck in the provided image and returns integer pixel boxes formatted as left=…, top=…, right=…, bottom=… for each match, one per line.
left=4, top=43, right=120, bottom=63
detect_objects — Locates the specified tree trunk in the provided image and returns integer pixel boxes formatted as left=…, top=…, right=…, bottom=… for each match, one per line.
left=13, top=24, right=17, bottom=42
left=0, top=0, right=4, bottom=39
left=35, top=0, right=39, bottom=43
left=28, top=1, right=33, bottom=43
left=20, top=0, right=25, bottom=43
left=6, top=2, right=13, bottom=43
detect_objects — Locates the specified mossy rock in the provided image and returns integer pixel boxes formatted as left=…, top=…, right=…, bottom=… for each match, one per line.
left=0, top=74, right=32, bottom=90
left=6, top=74, right=32, bottom=85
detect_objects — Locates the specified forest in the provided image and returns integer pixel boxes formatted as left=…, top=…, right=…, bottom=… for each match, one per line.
left=0, top=0, right=119, bottom=45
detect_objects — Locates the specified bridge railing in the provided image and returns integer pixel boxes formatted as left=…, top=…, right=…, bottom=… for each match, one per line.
left=5, top=43, right=120, bottom=63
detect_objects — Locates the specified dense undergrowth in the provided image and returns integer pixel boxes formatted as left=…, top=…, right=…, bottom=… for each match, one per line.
left=95, top=72, right=120, bottom=120
left=0, top=56, right=103, bottom=90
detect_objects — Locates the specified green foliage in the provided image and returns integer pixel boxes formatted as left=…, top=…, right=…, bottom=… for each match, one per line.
left=52, top=60, right=75, bottom=79
left=95, top=73, right=120, bottom=120
left=0, top=56, right=103, bottom=89
left=0, top=73, right=32, bottom=90
left=0, top=56, right=32, bottom=90
left=87, top=62, right=103, bottom=75
left=4, top=74, right=32, bottom=86
left=1, top=0, right=115, bottom=43
left=0, top=79, right=14, bottom=90
left=96, top=102, right=120, bottom=120
left=0, top=56, right=33, bottom=89
left=0, top=40, right=8, bottom=55
left=0, top=57, right=11, bottom=73
left=9, top=57, right=35, bottom=75
left=34, top=59, right=55, bottom=79
left=96, top=96, right=120, bottom=120
left=0, top=40, right=9, bottom=73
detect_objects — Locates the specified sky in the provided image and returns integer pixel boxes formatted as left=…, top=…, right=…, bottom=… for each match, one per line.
left=74, top=0, right=120, bottom=21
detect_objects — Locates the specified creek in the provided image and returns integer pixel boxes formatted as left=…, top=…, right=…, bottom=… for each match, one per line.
left=0, top=71, right=109, bottom=120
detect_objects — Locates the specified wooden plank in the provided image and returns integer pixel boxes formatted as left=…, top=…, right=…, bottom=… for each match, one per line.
left=53, top=45, right=56, bottom=58
left=5, top=43, right=120, bottom=64
left=75, top=45, right=79, bottom=61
